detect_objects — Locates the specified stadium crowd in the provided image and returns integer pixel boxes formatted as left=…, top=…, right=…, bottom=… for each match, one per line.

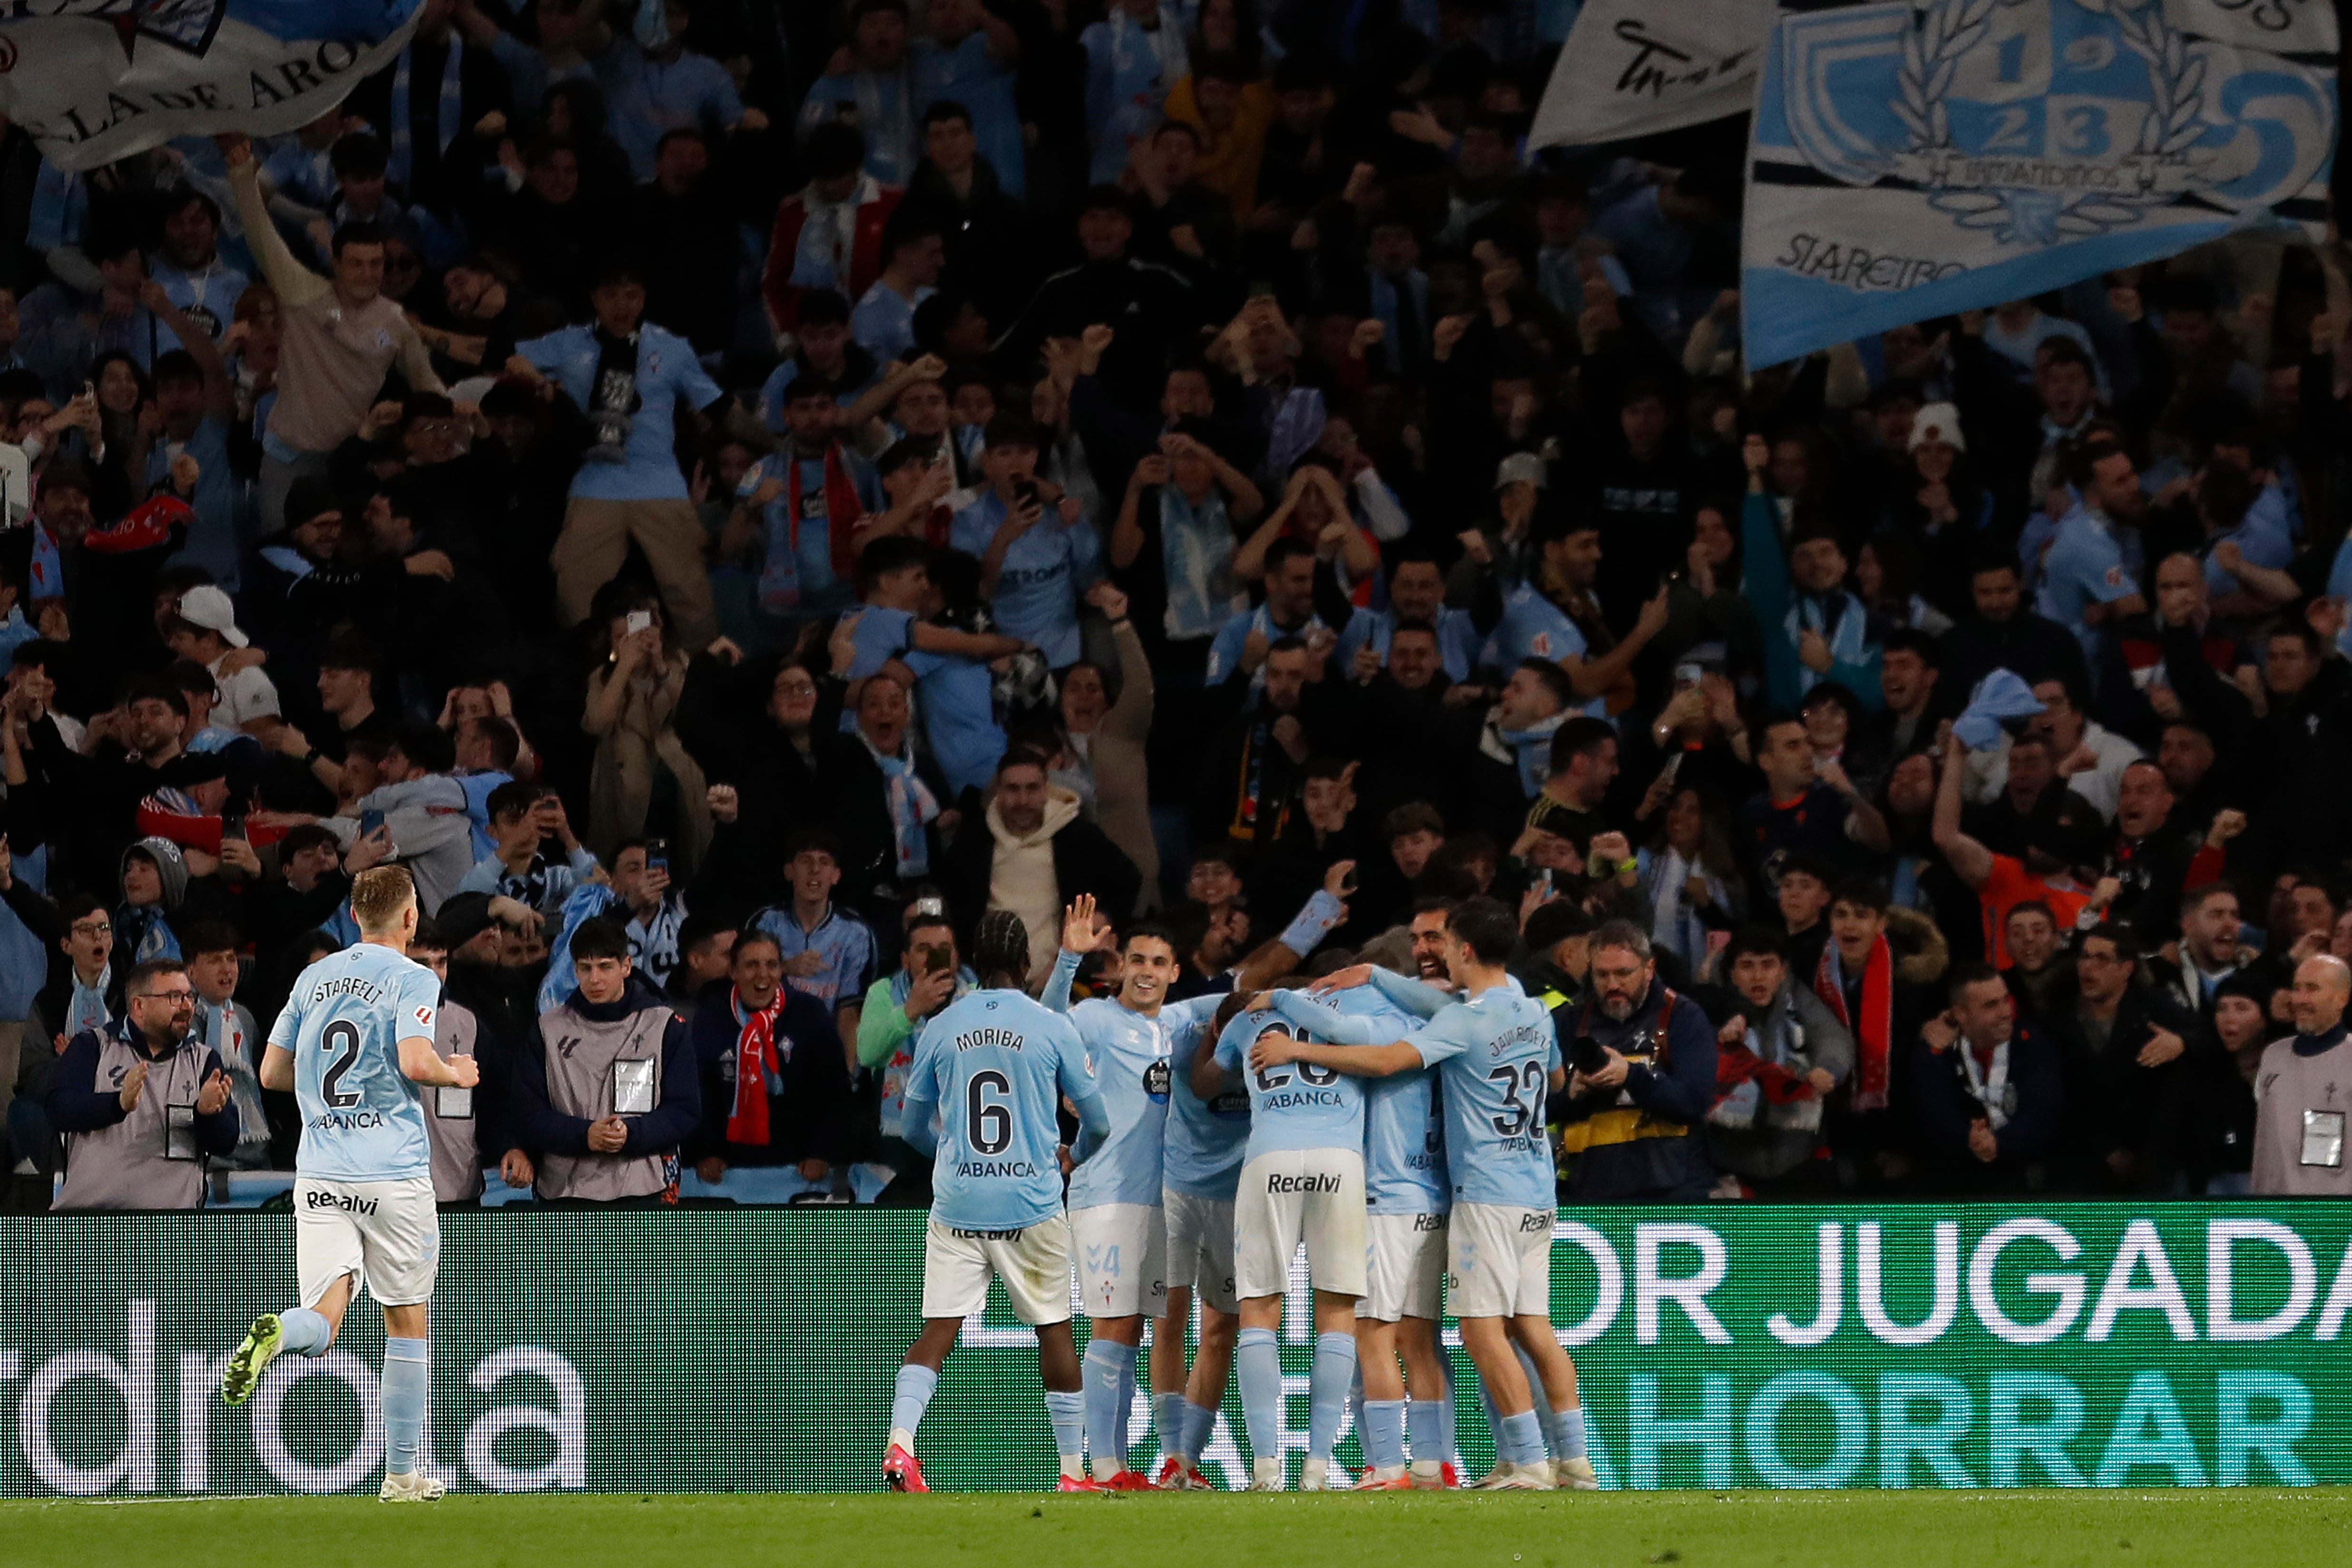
left=3, top=0, right=2351, bottom=1215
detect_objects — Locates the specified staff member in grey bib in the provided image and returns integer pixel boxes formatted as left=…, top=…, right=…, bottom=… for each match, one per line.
left=510, top=916, right=698, bottom=1204
left=47, top=958, right=239, bottom=1210
left=2252, top=955, right=2352, bottom=1197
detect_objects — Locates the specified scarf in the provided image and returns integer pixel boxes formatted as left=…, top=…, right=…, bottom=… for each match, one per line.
left=203, top=1000, right=270, bottom=1157
left=118, top=904, right=179, bottom=964
left=793, top=174, right=879, bottom=291
left=1642, top=847, right=1720, bottom=966
left=1783, top=589, right=1868, bottom=698
left=1813, top=937, right=1891, bottom=1112
left=724, top=986, right=786, bottom=1145
left=1485, top=709, right=1566, bottom=797
left=864, top=734, right=939, bottom=877
left=759, top=446, right=865, bottom=611
left=1711, top=989, right=1822, bottom=1131
left=1226, top=713, right=1288, bottom=843
left=584, top=328, right=641, bottom=462
left=1960, top=1038, right=2014, bottom=1131
left=29, top=522, right=60, bottom=599
left=67, top=962, right=112, bottom=1039
left=388, top=36, right=464, bottom=188
left=1159, top=484, right=1241, bottom=640
left=1096, top=8, right=1186, bottom=178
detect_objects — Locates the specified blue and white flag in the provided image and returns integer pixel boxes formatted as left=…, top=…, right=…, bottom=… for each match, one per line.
left=1742, top=0, right=2336, bottom=368
left=0, top=0, right=424, bottom=172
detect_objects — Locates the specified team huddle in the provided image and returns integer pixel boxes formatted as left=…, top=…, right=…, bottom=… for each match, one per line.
left=192, top=866, right=1597, bottom=1500
left=885, top=893, right=1598, bottom=1493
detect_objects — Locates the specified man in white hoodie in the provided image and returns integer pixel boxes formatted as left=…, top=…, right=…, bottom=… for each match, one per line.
left=942, top=749, right=1140, bottom=984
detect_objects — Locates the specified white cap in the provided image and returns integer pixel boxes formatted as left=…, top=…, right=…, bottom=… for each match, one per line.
left=175, top=584, right=247, bottom=648
left=1909, top=401, right=1966, bottom=454
left=1494, top=451, right=1548, bottom=490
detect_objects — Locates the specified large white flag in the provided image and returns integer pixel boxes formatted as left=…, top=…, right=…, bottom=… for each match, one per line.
left=1529, top=0, right=1770, bottom=150
left=0, top=0, right=426, bottom=172
left=1742, top=0, right=2338, bottom=368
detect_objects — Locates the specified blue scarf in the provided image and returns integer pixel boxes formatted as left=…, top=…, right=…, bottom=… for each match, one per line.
left=864, top=735, right=939, bottom=878
left=1159, top=484, right=1240, bottom=640
left=1783, top=589, right=1868, bottom=699
left=1488, top=710, right=1566, bottom=797
left=67, top=961, right=113, bottom=1039
left=118, top=904, right=178, bottom=964
left=388, top=37, right=465, bottom=189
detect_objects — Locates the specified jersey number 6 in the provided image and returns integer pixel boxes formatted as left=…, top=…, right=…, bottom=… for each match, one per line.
left=967, top=1068, right=1013, bottom=1155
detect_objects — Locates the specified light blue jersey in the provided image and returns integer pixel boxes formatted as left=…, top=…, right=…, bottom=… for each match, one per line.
left=1480, top=583, right=1607, bottom=716
left=1286, top=985, right=1447, bottom=1215
left=902, top=987, right=1101, bottom=1232
left=1046, top=953, right=1221, bottom=1211
left=270, top=942, right=442, bottom=1183
left=1405, top=986, right=1560, bottom=1210
left=1215, top=1001, right=1364, bottom=1161
left=1164, top=1007, right=1252, bottom=1201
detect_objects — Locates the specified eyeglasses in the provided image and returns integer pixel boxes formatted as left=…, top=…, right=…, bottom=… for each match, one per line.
left=775, top=680, right=819, bottom=697
left=70, top=920, right=112, bottom=938
left=139, top=988, right=195, bottom=1003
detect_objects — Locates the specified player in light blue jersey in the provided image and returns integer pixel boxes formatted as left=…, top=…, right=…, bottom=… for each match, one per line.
left=219, top=867, right=479, bottom=1504
left=1264, top=977, right=1453, bottom=1490
left=1040, top=896, right=1224, bottom=1489
left=884, top=910, right=1113, bottom=1494
left=1198, top=981, right=1367, bottom=1490
left=1257, top=899, right=1595, bottom=1491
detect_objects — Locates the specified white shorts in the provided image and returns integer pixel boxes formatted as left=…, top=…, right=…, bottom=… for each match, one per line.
left=294, top=1176, right=441, bottom=1310
left=1162, top=1189, right=1239, bottom=1315
left=1234, top=1148, right=1367, bottom=1300
left=1446, top=1202, right=1554, bottom=1320
left=1071, top=1202, right=1167, bottom=1319
left=920, top=1213, right=1073, bottom=1326
left=1360, top=1210, right=1447, bottom=1322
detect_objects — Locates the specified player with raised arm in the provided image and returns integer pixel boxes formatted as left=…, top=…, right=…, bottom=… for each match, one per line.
left=883, top=909, right=1113, bottom=1494
left=1259, top=898, right=1597, bottom=1491
left=1040, top=895, right=1226, bottom=1489
left=219, top=867, right=480, bottom=1503
left=1195, top=978, right=1369, bottom=1491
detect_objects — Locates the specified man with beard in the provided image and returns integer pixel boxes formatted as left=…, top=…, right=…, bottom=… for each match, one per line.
left=2099, top=760, right=2226, bottom=945
left=1556, top=920, right=1719, bottom=1201
left=2148, top=882, right=2254, bottom=1022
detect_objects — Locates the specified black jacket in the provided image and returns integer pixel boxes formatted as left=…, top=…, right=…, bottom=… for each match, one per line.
left=686, top=980, right=854, bottom=1168
left=2039, top=978, right=2199, bottom=1192
left=1558, top=977, right=1720, bottom=1201
left=1910, top=1024, right=2065, bottom=1193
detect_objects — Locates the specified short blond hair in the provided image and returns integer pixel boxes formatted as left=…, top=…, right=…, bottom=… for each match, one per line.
left=351, top=865, right=417, bottom=935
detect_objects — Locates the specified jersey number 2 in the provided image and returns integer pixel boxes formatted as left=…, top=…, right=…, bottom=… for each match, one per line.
left=967, top=1069, right=1013, bottom=1155
left=320, top=1020, right=365, bottom=1109
left=1488, top=1062, right=1544, bottom=1136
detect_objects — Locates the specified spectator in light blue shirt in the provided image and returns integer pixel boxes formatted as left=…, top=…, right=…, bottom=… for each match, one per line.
left=911, top=0, right=1026, bottom=199
left=2036, top=437, right=2149, bottom=679
left=148, top=191, right=248, bottom=345
left=751, top=829, right=878, bottom=1052
left=597, top=3, right=753, bottom=180
left=798, top=0, right=919, bottom=187
left=948, top=415, right=1102, bottom=669
left=850, top=207, right=947, bottom=363
left=516, top=261, right=732, bottom=652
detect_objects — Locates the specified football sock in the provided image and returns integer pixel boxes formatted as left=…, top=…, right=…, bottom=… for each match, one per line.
left=1307, top=1332, right=1357, bottom=1461
left=380, top=1338, right=429, bottom=1477
left=1236, top=1328, right=1283, bottom=1468
left=890, top=1364, right=938, bottom=1448
left=1116, top=1356, right=1138, bottom=1463
left=279, top=1307, right=332, bottom=1357
left=1360, top=1398, right=1407, bottom=1471
left=1550, top=1403, right=1588, bottom=1462
left=1181, top=1399, right=1220, bottom=1462
left=1044, top=1389, right=1088, bottom=1479
left=1407, top=1397, right=1450, bottom=1463
left=1499, top=1409, right=1545, bottom=1470
left=1154, top=1392, right=1188, bottom=1458
left=1083, top=1341, right=1137, bottom=1480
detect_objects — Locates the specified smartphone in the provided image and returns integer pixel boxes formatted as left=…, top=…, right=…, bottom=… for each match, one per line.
left=1338, top=863, right=1359, bottom=897
left=924, top=943, right=952, bottom=974
left=358, top=808, right=386, bottom=839
left=1674, top=662, right=1704, bottom=692
left=1571, top=1034, right=1612, bottom=1076
left=625, top=609, right=653, bottom=637
left=644, top=836, right=668, bottom=873
left=1012, top=479, right=1040, bottom=510
left=1658, top=752, right=1684, bottom=787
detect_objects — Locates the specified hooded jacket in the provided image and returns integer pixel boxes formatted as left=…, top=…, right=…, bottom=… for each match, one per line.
left=939, top=784, right=1142, bottom=968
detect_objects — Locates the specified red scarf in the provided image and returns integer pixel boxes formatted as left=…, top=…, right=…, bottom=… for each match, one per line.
left=1715, top=1034, right=1816, bottom=1103
left=787, top=442, right=869, bottom=581
left=1814, top=937, right=1892, bottom=1111
left=725, top=987, right=784, bottom=1145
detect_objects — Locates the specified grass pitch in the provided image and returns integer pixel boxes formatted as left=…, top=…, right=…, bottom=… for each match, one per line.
left=3, top=1489, right=2349, bottom=1568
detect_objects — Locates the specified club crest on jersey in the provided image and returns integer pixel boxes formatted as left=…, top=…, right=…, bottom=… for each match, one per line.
left=1143, top=1059, right=1171, bottom=1103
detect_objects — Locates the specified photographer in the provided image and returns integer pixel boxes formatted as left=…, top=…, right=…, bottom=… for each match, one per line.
left=1557, top=920, right=1719, bottom=1201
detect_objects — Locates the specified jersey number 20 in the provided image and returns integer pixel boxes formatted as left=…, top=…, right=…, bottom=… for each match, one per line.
left=320, top=1020, right=365, bottom=1109
left=967, top=1069, right=1013, bottom=1154
left=1488, top=1062, right=1544, bottom=1136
